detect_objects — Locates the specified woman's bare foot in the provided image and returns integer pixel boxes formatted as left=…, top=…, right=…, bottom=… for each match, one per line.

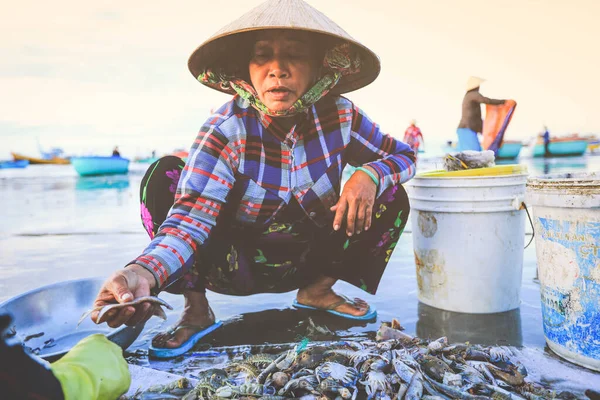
left=296, top=276, right=369, bottom=317
left=151, top=290, right=215, bottom=348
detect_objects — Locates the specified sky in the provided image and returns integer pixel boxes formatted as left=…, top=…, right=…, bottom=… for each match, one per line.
left=2, top=0, right=599, bottom=159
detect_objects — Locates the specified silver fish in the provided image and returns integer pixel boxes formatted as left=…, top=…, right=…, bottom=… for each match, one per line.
left=391, top=357, right=415, bottom=383
left=421, top=380, right=452, bottom=400
left=396, top=383, right=408, bottom=400
left=405, top=371, right=424, bottom=400
left=78, top=296, right=173, bottom=326
left=422, top=370, right=489, bottom=400
left=483, top=384, right=527, bottom=400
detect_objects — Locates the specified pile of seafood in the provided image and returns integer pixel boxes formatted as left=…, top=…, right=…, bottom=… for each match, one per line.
left=125, top=320, right=591, bottom=400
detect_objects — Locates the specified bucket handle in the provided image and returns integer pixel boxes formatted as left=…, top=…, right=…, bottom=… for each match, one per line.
left=519, top=202, right=535, bottom=249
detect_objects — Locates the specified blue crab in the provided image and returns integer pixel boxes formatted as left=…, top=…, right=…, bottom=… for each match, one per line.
left=360, top=370, right=391, bottom=400
left=315, top=362, right=359, bottom=387
left=279, top=375, right=319, bottom=396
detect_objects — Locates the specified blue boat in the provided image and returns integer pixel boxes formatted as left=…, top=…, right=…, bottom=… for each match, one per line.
left=532, top=138, right=588, bottom=157
left=71, top=156, right=130, bottom=176
left=134, top=156, right=159, bottom=164
left=496, top=141, right=523, bottom=160
left=0, top=159, right=29, bottom=169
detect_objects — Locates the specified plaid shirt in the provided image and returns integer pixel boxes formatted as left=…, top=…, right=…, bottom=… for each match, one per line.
left=135, top=95, right=416, bottom=288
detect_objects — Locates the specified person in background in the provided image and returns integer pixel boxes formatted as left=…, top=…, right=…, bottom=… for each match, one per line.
left=112, top=146, right=121, bottom=157
left=403, top=119, right=424, bottom=159
left=89, top=0, right=416, bottom=359
left=457, top=76, right=506, bottom=151
left=542, top=125, right=551, bottom=157
left=0, top=313, right=130, bottom=399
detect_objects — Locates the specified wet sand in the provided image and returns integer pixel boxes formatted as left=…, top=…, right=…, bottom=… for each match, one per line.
left=1, top=155, right=600, bottom=396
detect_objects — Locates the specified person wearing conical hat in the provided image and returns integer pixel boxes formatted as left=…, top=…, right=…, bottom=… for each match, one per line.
left=90, top=0, right=416, bottom=357
left=457, top=76, right=506, bottom=151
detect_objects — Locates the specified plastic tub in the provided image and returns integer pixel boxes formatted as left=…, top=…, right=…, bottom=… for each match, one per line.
left=526, top=171, right=600, bottom=371
left=407, top=165, right=528, bottom=313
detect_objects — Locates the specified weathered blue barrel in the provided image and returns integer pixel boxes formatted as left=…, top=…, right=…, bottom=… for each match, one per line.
left=526, top=172, right=600, bottom=371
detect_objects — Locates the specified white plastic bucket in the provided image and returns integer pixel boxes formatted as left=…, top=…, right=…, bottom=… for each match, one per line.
left=407, top=169, right=528, bottom=313
left=526, top=172, right=600, bottom=371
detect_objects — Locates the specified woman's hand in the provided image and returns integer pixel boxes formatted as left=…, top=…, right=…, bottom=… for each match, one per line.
left=91, top=264, right=157, bottom=328
left=331, top=166, right=378, bottom=236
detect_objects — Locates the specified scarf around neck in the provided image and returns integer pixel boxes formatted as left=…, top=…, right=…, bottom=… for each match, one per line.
left=198, top=42, right=361, bottom=117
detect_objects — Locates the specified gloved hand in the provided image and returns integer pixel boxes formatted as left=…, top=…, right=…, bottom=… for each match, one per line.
left=50, top=334, right=131, bottom=400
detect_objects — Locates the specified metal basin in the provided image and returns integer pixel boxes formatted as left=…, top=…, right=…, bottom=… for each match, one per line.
left=0, top=277, right=143, bottom=361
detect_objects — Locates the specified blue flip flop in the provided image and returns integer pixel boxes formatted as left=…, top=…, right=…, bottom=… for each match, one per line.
left=149, top=320, right=223, bottom=359
left=292, top=295, right=377, bottom=321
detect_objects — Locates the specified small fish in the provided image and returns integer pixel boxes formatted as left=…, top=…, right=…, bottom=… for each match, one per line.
left=24, top=331, right=44, bottom=342
left=405, top=371, right=424, bottom=400
left=484, top=384, right=527, bottom=400
left=487, top=364, right=525, bottom=386
left=424, top=373, right=490, bottom=399
left=396, top=383, right=408, bottom=399
left=78, top=296, right=173, bottom=326
left=392, top=357, right=415, bottom=383
left=420, top=355, right=453, bottom=381
left=465, top=347, right=490, bottom=361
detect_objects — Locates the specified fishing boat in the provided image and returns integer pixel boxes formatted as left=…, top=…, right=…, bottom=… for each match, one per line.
left=0, top=159, right=29, bottom=169
left=171, top=150, right=189, bottom=161
left=134, top=156, right=160, bottom=164
left=12, top=152, right=70, bottom=165
left=71, top=156, right=130, bottom=176
left=588, top=138, right=600, bottom=153
left=532, top=136, right=589, bottom=157
left=496, top=140, right=523, bottom=160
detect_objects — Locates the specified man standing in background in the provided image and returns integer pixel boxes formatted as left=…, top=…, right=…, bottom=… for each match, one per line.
left=457, top=76, right=506, bottom=151
left=542, top=125, right=551, bottom=157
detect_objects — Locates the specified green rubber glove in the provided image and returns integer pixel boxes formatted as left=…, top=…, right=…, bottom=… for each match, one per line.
left=50, top=334, right=131, bottom=400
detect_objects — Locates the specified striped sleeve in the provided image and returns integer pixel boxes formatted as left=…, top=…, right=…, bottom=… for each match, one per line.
left=133, top=124, right=239, bottom=289
left=347, top=104, right=416, bottom=197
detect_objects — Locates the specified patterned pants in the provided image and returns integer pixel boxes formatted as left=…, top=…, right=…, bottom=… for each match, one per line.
left=140, top=156, right=410, bottom=296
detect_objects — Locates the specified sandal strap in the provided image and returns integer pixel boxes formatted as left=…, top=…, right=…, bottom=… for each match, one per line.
left=160, top=307, right=216, bottom=336
left=325, top=299, right=348, bottom=310
left=326, top=294, right=357, bottom=310
left=169, top=322, right=216, bottom=335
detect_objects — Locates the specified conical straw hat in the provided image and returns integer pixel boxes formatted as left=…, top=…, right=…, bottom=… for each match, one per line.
left=188, top=0, right=381, bottom=95
left=466, top=76, right=485, bottom=91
